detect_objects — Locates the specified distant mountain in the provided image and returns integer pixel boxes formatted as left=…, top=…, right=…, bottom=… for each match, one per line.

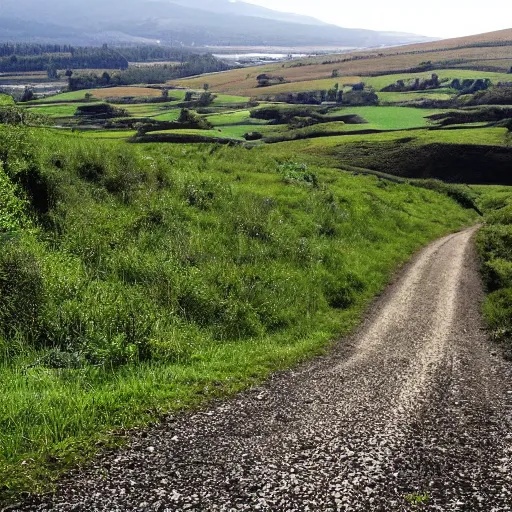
left=168, top=0, right=328, bottom=26
left=0, top=0, right=434, bottom=48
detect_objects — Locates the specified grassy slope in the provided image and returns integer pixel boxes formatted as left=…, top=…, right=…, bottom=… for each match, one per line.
left=0, top=128, right=477, bottom=500
left=172, top=66, right=512, bottom=97
left=274, top=127, right=510, bottom=156
left=474, top=185, right=512, bottom=357
left=0, top=94, right=14, bottom=105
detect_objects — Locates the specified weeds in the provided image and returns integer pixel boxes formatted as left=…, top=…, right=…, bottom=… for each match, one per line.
left=405, top=491, right=430, bottom=506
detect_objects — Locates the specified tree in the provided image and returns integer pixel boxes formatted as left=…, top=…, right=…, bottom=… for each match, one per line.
left=65, top=69, right=73, bottom=78
left=84, top=92, right=93, bottom=101
left=197, top=91, right=214, bottom=107
left=331, top=69, right=339, bottom=78
left=46, top=62, right=58, bottom=80
left=161, top=89, right=169, bottom=99
left=20, top=87, right=34, bottom=102
left=203, top=83, right=210, bottom=91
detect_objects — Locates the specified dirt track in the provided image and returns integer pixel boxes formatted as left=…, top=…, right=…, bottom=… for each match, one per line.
left=22, top=227, right=512, bottom=511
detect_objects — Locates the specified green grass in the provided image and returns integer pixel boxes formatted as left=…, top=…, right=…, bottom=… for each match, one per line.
left=378, top=90, right=455, bottom=104
left=264, top=127, right=511, bottom=184
left=326, top=106, right=442, bottom=130
left=0, top=94, right=14, bottom=106
left=25, top=103, right=88, bottom=118
left=204, top=109, right=276, bottom=139
left=212, top=94, right=250, bottom=104
left=0, top=127, right=476, bottom=501
left=206, top=109, right=256, bottom=125
left=79, top=130, right=136, bottom=139
left=150, top=128, right=237, bottom=139
left=30, top=90, right=95, bottom=103
left=151, top=110, right=181, bottom=122
left=286, top=127, right=510, bottom=153
left=363, top=70, right=512, bottom=91
left=475, top=185, right=512, bottom=357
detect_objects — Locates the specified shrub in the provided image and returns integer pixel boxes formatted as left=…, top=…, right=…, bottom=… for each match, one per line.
left=277, top=162, right=318, bottom=187
left=0, top=241, right=44, bottom=341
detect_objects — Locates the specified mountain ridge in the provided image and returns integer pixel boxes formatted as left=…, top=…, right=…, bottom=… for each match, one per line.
left=0, top=0, right=433, bottom=48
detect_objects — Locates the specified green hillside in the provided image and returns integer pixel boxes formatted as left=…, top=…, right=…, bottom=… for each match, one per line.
left=0, top=127, right=477, bottom=498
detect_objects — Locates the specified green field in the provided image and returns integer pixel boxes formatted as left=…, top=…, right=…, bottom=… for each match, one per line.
left=378, top=90, right=455, bottom=104
left=363, top=70, right=512, bottom=91
left=327, top=106, right=442, bottom=130
left=286, top=127, right=510, bottom=152
left=25, top=103, right=88, bottom=118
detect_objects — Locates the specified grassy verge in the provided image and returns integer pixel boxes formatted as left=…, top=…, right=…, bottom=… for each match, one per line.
left=0, top=128, right=477, bottom=501
left=474, top=185, right=512, bottom=357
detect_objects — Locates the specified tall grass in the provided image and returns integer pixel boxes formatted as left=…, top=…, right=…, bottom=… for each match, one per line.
left=0, top=127, right=476, bottom=499
left=475, top=186, right=512, bottom=357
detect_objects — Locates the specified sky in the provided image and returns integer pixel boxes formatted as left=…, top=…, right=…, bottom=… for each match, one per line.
left=243, top=0, right=512, bottom=38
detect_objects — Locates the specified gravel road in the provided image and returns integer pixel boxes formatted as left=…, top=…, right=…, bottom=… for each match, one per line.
left=20, top=227, right=512, bottom=511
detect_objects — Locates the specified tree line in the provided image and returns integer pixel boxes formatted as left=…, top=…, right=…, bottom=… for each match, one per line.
left=0, top=47, right=129, bottom=73
left=0, top=44, right=205, bottom=73
left=68, top=55, right=229, bottom=90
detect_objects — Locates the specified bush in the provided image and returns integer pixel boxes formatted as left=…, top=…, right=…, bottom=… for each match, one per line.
left=0, top=163, right=26, bottom=233
left=277, top=162, right=318, bottom=187
left=0, top=241, right=44, bottom=341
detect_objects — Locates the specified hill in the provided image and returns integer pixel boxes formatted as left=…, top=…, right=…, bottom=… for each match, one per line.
left=0, top=0, right=431, bottom=47
left=171, top=29, right=512, bottom=96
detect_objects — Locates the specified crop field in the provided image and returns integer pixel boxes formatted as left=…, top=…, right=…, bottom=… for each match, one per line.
left=325, top=106, right=442, bottom=130
left=287, top=127, right=511, bottom=154
left=378, top=90, right=455, bottom=104
left=91, top=86, right=164, bottom=98
left=31, top=87, right=186, bottom=104
left=363, top=70, right=512, bottom=91
left=173, top=66, right=512, bottom=98
left=25, top=103, right=88, bottom=118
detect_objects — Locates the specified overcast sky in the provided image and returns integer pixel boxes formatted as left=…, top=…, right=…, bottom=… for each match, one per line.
left=243, top=0, right=512, bottom=38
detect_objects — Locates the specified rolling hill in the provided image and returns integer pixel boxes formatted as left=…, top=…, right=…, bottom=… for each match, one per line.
left=171, top=28, right=512, bottom=96
left=0, top=0, right=432, bottom=48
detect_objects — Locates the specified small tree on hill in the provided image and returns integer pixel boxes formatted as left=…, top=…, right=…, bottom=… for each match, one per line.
left=20, top=87, right=35, bottom=103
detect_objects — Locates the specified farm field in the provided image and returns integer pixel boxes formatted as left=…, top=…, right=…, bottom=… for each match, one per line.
left=172, top=68, right=512, bottom=99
